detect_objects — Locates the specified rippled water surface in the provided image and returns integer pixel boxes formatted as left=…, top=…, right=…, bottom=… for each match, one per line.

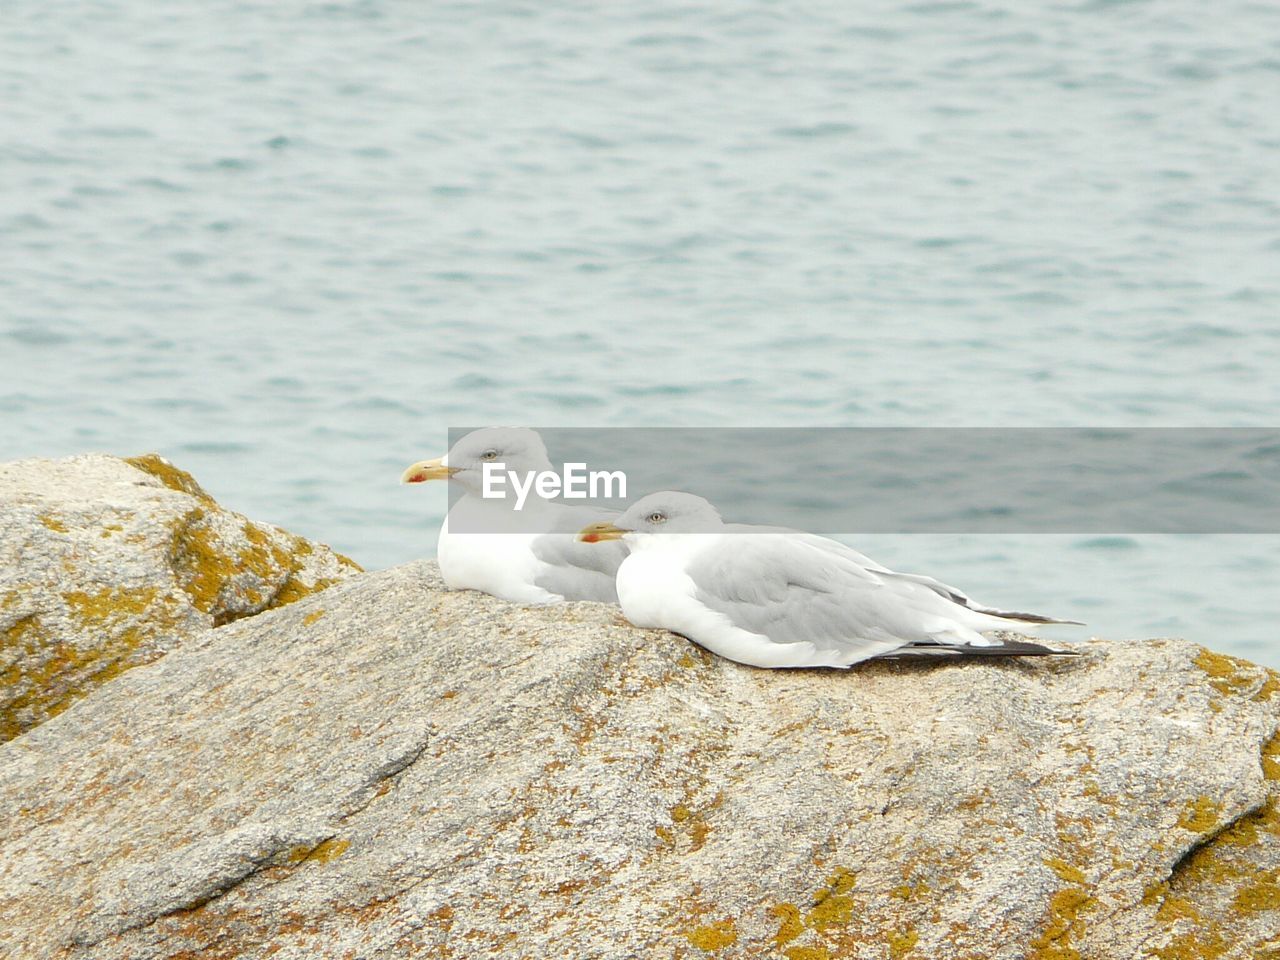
left=3, top=1, right=1279, bottom=663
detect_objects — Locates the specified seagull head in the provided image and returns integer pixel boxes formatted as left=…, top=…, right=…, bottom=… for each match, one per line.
left=579, top=491, right=725, bottom=543
left=401, top=427, right=554, bottom=495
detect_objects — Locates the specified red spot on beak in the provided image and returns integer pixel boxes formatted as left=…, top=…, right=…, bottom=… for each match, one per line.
left=581, top=533, right=600, bottom=543
left=405, top=473, right=427, bottom=484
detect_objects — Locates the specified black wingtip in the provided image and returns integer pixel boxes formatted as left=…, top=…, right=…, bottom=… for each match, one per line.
left=880, top=639, right=1080, bottom=660
left=987, top=610, right=1087, bottom=626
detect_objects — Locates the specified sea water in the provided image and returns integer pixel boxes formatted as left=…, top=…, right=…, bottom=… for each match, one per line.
left=3, top=0, right=1278, bottom=663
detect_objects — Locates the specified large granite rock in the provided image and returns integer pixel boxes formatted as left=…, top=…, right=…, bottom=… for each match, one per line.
left=1, top=556, right=1277, bottom=959
left=0, top=454, right=361, bottom=741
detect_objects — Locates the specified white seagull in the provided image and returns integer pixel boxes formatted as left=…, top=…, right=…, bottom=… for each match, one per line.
left=402, top=427, right=627, bottom=603
left=579, top=491, right=1081, bottom=668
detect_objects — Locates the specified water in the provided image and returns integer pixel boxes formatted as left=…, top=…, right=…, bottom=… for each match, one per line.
left=2, top=1, right=1278, bottom=664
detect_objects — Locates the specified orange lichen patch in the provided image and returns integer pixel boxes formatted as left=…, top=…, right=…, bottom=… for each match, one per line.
left=887, top=928, right=919, bottom=959
left=684, top=919, right=737, bottom=951
left=302, top=610, right=326, bottom=626
left=126, top=453, right=216, bottom=502
left=1177, top=797, right=1222, bottom=833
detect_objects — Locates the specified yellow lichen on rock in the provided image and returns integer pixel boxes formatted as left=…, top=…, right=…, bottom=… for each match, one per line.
left=1149, top=932, right=1229, bottom=960
left=1028, top=886, right=1094, bottom=960
left=1177, top=797, right=1222, bottom=833
left=1233, top=875, right=1280, bottom=913
left=765, top=865, right=860, bottom=956
left=684, top=918, right=737, bottom=951
left=63, top=586, right=160, bottom=624
left=770, top=903, right=804, bottom=946
left=2, top=453, right=362, bottom=743
left=1255, top=672, right=1280, bottom=703
left=1143, top=730, right=1280, bottom=959
left=887, top=927, right=919, bottom=959
left=306, top=837, right=351, bottom=864
left=1194, top=648, right=1273, bottom=700
left=1263, top=733, right=1280, bottom=782
left=38, top=514, right=69, bottom=533
left=805, top=866, right=857, bottom=930
left=5, top=556, right=1280, bottom=960
left=168, top=508, right=238, bottom=617
left=783, top=948, right=831, bottom=960
left=2, top=586, right=181, bottom=741
left=1045, top=857, right=1087, bottom=885
left=167, top=507, right=357, bottom=625
left=124, top=454, right=215, bottom=503
left=665, top=795, right=720, bottom=853
left=1142, top=881, right=1201, bottom=925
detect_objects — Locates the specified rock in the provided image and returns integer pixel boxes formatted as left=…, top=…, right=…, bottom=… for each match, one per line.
left=0, top=454, right=361, bottom=742
left=1, top=558, right=1277, bottom=960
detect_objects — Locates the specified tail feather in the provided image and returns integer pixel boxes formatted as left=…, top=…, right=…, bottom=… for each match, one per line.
left=877, top=638, right=1078, bottom=660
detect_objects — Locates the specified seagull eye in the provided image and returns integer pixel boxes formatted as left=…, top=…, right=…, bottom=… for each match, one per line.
left=646, top=512, right=667, bottom=524
left=480, top=450, right=499, bottom=461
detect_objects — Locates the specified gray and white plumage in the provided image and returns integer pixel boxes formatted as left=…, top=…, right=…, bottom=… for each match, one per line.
left=579, top=491, right=1080, bottom=668
left=403, top=427, right=626, bottom=603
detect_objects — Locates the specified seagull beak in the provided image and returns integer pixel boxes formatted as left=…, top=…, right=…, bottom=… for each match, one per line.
left=401, top=457, right=459, bottom=484
left=579, top=521, right=627, bottom=543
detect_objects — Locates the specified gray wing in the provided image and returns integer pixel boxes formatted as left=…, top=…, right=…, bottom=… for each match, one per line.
left=686, top=535, right=926, bottom=658
left=687, top=535, right=1072, bottom=662
left=529, top=502, right=627, bottom=603
left=734, top=527, right=1081, bottom=626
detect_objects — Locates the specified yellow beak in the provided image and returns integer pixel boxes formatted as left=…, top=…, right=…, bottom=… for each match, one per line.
left=579, top=521, right=627, bottom=543
left=401, top=457, right=459, bottom=484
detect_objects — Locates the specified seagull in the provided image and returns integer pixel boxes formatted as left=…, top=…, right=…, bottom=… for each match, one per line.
left=579, top=491, right=1081, bottom=668
left=402, top=427, right=627, bottom=603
